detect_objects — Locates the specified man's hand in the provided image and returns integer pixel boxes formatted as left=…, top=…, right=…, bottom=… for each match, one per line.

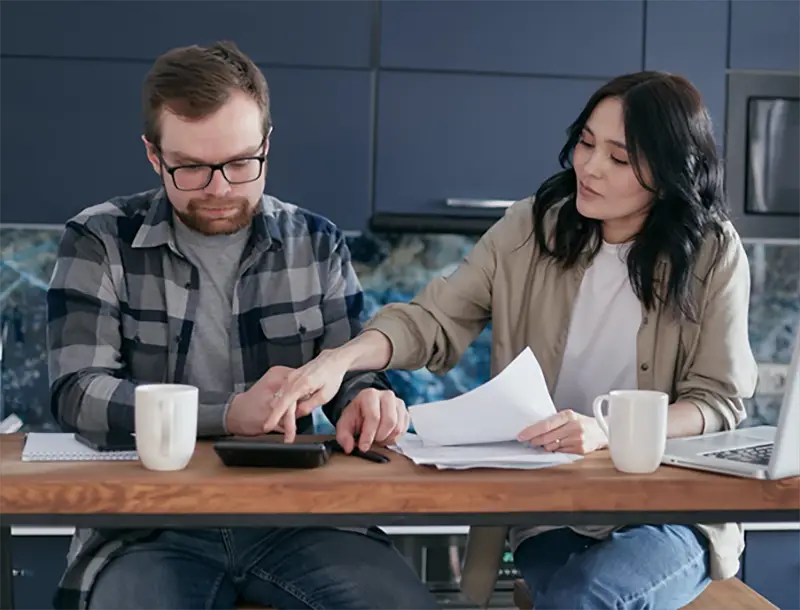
left=225, top=366, right=298, bottom=437
left=335, top=388, right=409, bottom=453
left=517, top=409, right=608, bottom=455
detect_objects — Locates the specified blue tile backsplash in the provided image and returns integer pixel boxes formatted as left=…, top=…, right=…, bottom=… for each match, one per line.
left=1, top=226, right=797, bottom=432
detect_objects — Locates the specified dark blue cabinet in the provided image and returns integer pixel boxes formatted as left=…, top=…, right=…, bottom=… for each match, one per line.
left=263, top=67, right=373, bottom=231
left=1, top=58, right=157, bottom=224
left=0, top=0, right=373, bottom=68
left=644, top=0, right=729, bottom=147
left=743, top=530, right=800, bottom=610
left=729, top=0, right=800, bottom=72
left=380, top=0, right=643, bottom=77
left=11, top=535, right=71, bottom=609
left=373, top=71, right=601, bottom=216
left=0, top=58, right=372, bottom=230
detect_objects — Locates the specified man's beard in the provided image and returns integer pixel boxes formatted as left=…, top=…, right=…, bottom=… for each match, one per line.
left=174, top=195, right=257, bottom=236
left=169, top=161, right=266, bottom=236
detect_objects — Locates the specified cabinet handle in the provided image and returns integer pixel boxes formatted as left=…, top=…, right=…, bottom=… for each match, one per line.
left=445, top=198, right=514, bottom=209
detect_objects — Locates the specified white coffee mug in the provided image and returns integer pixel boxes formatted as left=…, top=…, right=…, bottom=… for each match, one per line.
left=592, top=390, right=668, bottom=474
left=135, top=384, right=198, bottom=471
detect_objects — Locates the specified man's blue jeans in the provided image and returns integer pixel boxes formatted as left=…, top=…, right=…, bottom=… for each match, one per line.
left=88, top=527, right=439, bottom=609
left=513, top=525, right=711, bottom=610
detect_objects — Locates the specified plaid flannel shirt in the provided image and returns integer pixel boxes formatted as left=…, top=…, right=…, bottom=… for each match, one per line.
left=47, top=188, right=390, bottom=609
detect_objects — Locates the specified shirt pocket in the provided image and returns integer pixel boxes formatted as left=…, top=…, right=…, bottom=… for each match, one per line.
left=124, top=320, right=170, bottom=383
left=259, top=307, right=325, bottom=368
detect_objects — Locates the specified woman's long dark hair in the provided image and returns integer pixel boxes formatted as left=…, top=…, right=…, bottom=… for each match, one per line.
left=532, top=71, right=730, bottom=321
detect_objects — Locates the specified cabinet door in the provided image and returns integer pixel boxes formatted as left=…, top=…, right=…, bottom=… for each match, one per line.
left=644, top=0, right=728, bottom=147
left=11, top=535, right=72, bottom=609
left=743, top=530, right=800, bottom=610
left=263, top=67, right=373, bottom=231
left=0, top=0, right=372, bottom=68
left=0, top=58, right=158, bottom=224
left=380, top=0, right=643, bottom=77
left=729, top=0, right=800, bottom=71
left=373, top=72, right=602, bottom=216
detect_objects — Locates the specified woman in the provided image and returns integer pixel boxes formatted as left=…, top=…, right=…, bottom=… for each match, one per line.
left=268, top=71, right=758, bottom=610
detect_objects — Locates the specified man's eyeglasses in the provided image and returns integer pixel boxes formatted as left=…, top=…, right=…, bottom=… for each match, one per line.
left=157, top=139, right=268, bottom=192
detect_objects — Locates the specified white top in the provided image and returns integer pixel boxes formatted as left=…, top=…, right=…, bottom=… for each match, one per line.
left=552, top=241, right=642, bottom=415
left=511, top=240, right=642, bottom=548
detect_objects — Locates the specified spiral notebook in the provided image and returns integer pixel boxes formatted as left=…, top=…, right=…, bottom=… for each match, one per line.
left=21, top=433, right=139, bottom=462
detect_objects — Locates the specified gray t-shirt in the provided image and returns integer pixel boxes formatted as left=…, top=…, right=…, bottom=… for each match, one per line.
left=173, top=217, right=250, bottom=435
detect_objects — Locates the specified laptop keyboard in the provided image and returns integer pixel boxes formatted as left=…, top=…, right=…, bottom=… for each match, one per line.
left=705, top=443, right=773, bottom=466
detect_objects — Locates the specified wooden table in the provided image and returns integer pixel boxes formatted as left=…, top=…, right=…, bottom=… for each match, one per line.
left=2, top=433, right=799, bottom=608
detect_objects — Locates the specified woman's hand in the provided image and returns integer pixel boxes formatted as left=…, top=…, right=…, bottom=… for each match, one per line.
left=517, top=409, right=608, bottom=455
left=262, top=350, right=350, bottom=440
left=263, top=330, right=394, bottom=442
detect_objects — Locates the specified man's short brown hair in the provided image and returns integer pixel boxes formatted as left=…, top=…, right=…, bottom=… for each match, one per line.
left=142, top=41, right=270, bottom=148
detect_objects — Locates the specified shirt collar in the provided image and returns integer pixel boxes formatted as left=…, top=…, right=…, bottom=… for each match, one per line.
left=131, top=190, right=284, bottom=252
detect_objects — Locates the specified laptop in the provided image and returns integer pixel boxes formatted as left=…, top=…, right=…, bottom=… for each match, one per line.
left=662, top=327, right=800, bottom=480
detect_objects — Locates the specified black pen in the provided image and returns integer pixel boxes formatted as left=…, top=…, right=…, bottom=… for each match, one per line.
left=326, top=439, right=390, bottom=464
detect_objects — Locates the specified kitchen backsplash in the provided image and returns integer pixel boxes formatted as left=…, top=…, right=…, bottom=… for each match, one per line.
left=1, top=226, right=797, bottom=432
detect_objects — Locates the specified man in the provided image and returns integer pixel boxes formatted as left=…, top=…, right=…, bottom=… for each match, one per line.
left=47, top=41, right=437, bottom=610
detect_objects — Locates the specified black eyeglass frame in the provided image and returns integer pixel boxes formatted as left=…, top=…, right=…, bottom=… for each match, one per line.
left=156, top=134, right=269, bottom=192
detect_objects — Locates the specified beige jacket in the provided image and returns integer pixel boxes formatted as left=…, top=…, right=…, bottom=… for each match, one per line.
left=365, top=198, right=758, bottom=606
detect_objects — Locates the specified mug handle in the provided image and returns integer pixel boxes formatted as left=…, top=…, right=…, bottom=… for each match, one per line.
left=158, top=399, right=175, bottom=457
left=592, top=394, right=611, bottom=438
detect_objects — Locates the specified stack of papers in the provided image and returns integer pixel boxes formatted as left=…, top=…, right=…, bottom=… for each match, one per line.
left=392, top=348, right=582, bottom=470
left=393, top=434, right=581, bottom=470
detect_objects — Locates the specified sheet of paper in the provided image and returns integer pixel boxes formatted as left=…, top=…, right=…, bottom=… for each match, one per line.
left=407, top=347, right=556, bottom=446
left=392, top=434, right=581, bottom=471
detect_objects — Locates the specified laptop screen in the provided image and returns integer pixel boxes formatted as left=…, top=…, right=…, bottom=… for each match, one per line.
left=769, top=327, right=800, bottom=477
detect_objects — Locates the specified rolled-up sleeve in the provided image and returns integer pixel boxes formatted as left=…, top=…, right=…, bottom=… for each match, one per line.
left=675, top=232, right=759, bottom=432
